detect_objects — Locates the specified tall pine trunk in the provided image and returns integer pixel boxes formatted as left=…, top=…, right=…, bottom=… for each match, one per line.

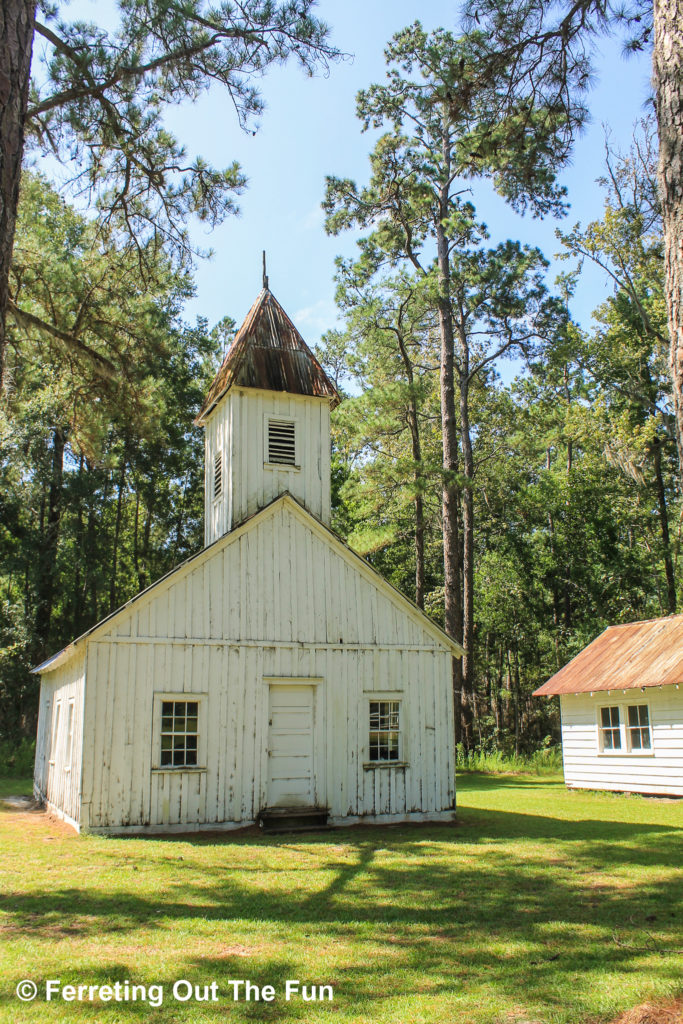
left=395, top=328, right=426, bottom=608
left=436, top=226, right=464, bottom=744
left=458, top=353, right=475, bottom=752
left=653, top=0, right=683, bottom=486
left=34, top=426, right=65, bottom=656
left=109, top=454, right=127, bottom=613
left=652, top=436, right=677, bottom=613
left=0, top=0, right=36, bottom=388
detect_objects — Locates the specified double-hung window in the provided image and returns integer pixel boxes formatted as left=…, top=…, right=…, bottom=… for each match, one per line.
left=369, top=700, right=401, bottom=762
left=627, top=704, right=651, bottom=750
left=160, top=700, right=199, bottom=767
left=599, top=706, right=621, bottom=751
left=598, top=702, right=653, bottom=753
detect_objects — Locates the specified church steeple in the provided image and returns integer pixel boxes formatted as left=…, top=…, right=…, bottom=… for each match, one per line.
left=196, top=285, right=340, bottom=545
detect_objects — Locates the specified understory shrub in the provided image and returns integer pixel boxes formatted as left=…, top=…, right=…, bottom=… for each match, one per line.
left=456, top=745, right=563, bottom=775
left=0, top=738, right=35, bottom=777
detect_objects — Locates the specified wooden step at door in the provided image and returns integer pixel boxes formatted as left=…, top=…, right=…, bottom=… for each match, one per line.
left=258, top=806, right=329, bottom=834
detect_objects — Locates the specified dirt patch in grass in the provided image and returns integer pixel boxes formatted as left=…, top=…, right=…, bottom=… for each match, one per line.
left=0, top=800, right=75, bottom=840
left=609, top=1000, right=683, bottom=1024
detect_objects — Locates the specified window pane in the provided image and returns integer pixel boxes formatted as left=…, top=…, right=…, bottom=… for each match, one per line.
left=186, top=702, right=198, bottom=717
left=162, top=701, right=173, bottom=717
left=641, top=730, right=651, bottom=750
left=161, top=749, right=172, bottom=766
left=631, top=730, right=642, bottom=749
left=612, top=730, right=621, bottom=750
left=601, top=707, right=611, bottom=727
left=161, top=735, right=172, bottom=751
left=628, top=705, right=649, bottom=727
left=186, top=717, right=198, bottom=733
left=369, top=696, right=401, bottom=762
left=604, top=730, right=614, bottom=750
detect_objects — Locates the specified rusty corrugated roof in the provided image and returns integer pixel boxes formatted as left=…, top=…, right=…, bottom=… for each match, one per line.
left=195, top=288, right=340, bottom=424
left=534, top=614, right=683, bottom=696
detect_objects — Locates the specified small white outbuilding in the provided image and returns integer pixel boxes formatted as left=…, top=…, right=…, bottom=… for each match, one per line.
left=535, top=615, right=683, bottom=796
left=33, top=285, right=461, bottom=834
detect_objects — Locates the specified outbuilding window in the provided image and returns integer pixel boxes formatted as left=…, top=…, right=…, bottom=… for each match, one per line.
left=627, top=704, right=651, bottom=750
left=369, top=700, right=400, bottom=762
left=160, top=700, right=199, bottom=767
left=599, top=706, right=621, bottom=750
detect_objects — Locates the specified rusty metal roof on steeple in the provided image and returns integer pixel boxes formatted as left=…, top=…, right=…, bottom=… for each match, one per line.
left=195, top=288, right=340, bottom=425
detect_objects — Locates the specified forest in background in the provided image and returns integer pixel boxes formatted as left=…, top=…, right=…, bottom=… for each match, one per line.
left=0, top=0, right=680, bottom=763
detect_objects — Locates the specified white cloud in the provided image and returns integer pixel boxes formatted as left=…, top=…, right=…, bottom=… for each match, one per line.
left=300, top=204, right=325, bottom=231
left=293, top=299, right=339, bottom=336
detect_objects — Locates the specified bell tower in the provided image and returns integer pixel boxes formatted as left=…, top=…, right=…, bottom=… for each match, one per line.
left=195, top=283, right=340, bottom=546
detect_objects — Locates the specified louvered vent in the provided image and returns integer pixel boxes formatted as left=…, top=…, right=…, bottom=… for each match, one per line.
left=213, top=451, right=222, bottom=498
left=268, top=418, right=296, bottom=466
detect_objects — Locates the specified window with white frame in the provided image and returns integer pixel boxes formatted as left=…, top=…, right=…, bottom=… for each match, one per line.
left=599, top=705, right=621, bottom=750
left=627, top=704, right=651, bottom=750
left=49, top=700, right=61, bottom=764
left=160, top=700, right=199, bottom=767
left=213, top=450, right=223, bottom=498
left=369, top=700, right=401, bottom=762
left=65, top=700, right=75, bottom=770
left=267, top=417, right=296, bottom=466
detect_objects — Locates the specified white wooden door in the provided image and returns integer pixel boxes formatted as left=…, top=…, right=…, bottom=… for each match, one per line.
left=267, top=685, right=315, bottom=807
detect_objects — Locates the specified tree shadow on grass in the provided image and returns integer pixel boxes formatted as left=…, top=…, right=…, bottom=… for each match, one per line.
left=2, top=803, right=681, bottom=1022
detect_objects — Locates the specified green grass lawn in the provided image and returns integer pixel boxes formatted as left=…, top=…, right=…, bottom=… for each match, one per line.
left=1, top=773, right=681, bottom=1024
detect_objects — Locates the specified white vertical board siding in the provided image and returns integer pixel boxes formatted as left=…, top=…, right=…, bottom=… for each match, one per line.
left=83, top=640, right=455, bottom=830
left=559, top=687, right=683, bottom=795
left=78, top=498, right=455, bottom=831
left=34, top=651, right=86, bottom=825
left=203, top=390, right=332, bottom=544
left=103, top=502, right=435, bottom=649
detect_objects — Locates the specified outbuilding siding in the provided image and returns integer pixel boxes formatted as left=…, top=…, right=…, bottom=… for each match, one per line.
left=559, top=686, right=683, bottom=796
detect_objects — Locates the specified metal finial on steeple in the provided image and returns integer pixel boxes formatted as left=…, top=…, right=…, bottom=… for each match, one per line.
left=262, top=250, right=269, bottom=291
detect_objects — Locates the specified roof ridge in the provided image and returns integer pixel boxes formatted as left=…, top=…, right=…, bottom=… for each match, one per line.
left=608, top=612, right=683, bottom=628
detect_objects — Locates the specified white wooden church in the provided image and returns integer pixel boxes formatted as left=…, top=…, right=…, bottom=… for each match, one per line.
left=32, top=284, right=461, bottom=834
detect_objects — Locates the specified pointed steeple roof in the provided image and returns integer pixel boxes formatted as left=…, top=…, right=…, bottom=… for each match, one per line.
left=195, top=288, right=340, bottom=425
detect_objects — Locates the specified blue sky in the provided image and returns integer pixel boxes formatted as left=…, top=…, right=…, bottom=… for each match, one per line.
left=43, top=0, right=653, bottom=347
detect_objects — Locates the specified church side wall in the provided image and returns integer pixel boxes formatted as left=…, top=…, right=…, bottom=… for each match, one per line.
left=81, top=640, right=455, bottom=831
left=560, top=687, right=683, bottom=795
left=34, top=651, right=86, bottom=826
